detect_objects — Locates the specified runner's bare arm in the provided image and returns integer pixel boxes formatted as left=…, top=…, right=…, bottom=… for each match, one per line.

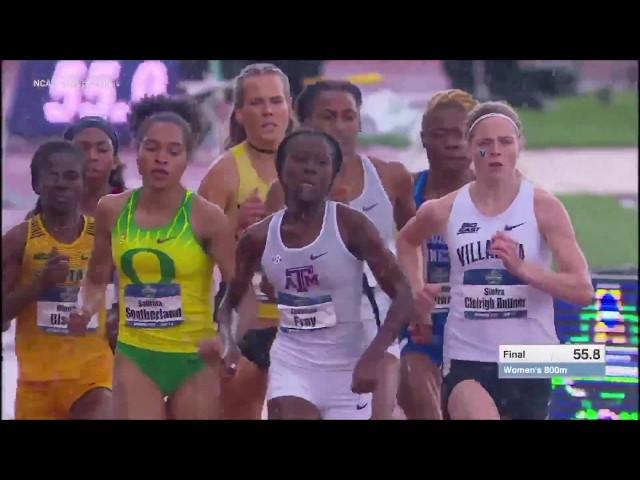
left=192, top=196, right=236, bottom=283
left=496, top=189, right=593, bottom=306
left=2, top=222, right=34, bottom=326
left=396, top=197, right=449, bottom=294
left=79, top=196, right=118, bottom=318
left=372, top=158, right=416, bottom=230
left=197, top=152, right=237, bottom=213
left=339, top=205, right=413, bottom=356
left=259, top=180, right=288, bottom=301
left=216, top=220, right=269, bottom=343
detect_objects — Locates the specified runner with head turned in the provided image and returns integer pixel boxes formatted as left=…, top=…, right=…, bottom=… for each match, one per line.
left=397, top=89, right=477, bottom=420
left=201, top=129, right=422, bottom=419
left=397, top=101, right=594, bottom=419
left=69, top=95, right=236, bottom=419
left=2, top=141, right=113, bottom=419
left=198, top=63, right=295, bottom=419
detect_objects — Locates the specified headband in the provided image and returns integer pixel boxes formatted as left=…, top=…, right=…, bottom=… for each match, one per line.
left=468, top=113, right=520, bottom=136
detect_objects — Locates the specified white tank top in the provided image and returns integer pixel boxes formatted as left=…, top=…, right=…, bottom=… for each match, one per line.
left=444, top=179, right=558, bottom=363
left=349, top=155, right=396, bottom=287
left=261, top=201, right=366, bottom=369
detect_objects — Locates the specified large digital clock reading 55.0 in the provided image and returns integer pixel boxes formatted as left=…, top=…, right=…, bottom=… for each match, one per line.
left=9, top=60, right=180, bottom=141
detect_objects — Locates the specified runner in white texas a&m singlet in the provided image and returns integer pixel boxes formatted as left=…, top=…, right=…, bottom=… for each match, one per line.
left=288, top=80, right=417, bottom=420
left=262, top=201, right=366, bottom=367
left=202, top=129, right=417, bottom=420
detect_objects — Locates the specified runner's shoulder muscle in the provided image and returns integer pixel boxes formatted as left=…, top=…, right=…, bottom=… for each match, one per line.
left=2, top=221, right=28, bottom=273
left=198, top=151, right=239, bottom=210
left=97, top=191, right=134, bottom=231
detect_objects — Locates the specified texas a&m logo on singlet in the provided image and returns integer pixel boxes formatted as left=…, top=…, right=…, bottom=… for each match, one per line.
left=285, top=266, right=319, bottom=293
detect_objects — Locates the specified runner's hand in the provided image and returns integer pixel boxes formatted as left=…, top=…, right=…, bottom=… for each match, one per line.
left=68, top=309, right=92, bottom=337
left=491, top=231, right=524, bottom=276
left=237, top=189, right=266, bottom=231
left=409, top=284, right=439, bottom=344
left=38, top=247, right=70, bottom=289
left=351, top=351, right=380, bottom=394
left=199, top=337, right=241, bottom=376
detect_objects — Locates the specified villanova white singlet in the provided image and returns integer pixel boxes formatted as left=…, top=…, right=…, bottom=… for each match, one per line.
left=444, top=179, right=558, bottom=365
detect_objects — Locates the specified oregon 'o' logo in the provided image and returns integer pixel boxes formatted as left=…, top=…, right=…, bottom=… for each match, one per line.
left=120, top=248, right=176, bottom=284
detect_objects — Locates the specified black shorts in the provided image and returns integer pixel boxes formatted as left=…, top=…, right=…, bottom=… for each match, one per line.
left=443, top=360, right=552, bottom=420
left=214, top=281, right=277, bottom=371
left=238, top=327, right=277, bottom=371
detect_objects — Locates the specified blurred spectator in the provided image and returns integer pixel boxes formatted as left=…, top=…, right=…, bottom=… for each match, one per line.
left=444, top=60, right=544, bottom=109
left=180, top=61, right=210, bottom=81
left=443, top=60, right=475, bottom=94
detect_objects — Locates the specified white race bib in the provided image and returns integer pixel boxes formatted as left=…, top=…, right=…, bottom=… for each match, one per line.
left=37, top=286, right=99, bottom=334
left=433, top=283, right=451, bottom=314
left=124, top=283, right=183, bottom=328
left=277, top=292, right=337, bottom=330
left=426, top=236, right=451, bottom=315
left=462, top=269, right=528, bottom=320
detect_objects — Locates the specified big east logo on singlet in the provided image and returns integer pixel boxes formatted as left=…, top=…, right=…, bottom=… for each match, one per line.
left=285, top=266, right=319, bottom=293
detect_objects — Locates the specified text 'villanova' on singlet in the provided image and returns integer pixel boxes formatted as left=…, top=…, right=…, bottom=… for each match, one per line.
left=261, top=201, right=366, bottom=369
left=444, top=179, right=557, bottom=364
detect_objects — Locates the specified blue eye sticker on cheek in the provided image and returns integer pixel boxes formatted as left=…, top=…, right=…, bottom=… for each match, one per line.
left=480, top=149, right=486, bottom=158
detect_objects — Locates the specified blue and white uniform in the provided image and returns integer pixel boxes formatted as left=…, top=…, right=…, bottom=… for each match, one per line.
left=400, top=170, right=450, bottom=365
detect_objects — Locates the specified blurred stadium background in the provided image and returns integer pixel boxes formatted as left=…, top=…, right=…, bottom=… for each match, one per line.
left=2, top=60, right=638, bottom=420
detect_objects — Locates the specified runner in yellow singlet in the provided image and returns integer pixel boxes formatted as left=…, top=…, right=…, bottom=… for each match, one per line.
left=70, top=96, right=236, bottom=419
left=198, top=63, right=296, bottom=419
left=2, top=141, right=112, bottom=419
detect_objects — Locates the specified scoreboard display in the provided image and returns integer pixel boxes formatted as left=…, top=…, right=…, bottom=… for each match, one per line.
left=8, top=60, right=181, bottom=143
left=551, top=274, right=638, bottom=420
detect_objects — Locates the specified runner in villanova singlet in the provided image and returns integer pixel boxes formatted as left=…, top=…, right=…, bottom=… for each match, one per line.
left=397, top=101, right=594, bottom=419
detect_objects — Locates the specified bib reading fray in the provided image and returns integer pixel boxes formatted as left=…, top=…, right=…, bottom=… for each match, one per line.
left=37, top=286, right=99, bottom=334
left=462, top=269, right=528, bottom=320
left=278, top=292, right=337, bottom=331
left=124, top=283, right=184, bottom=328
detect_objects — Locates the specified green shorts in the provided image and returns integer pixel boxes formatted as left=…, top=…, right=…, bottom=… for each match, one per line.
left=116, top=342, right=205, bottom=397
